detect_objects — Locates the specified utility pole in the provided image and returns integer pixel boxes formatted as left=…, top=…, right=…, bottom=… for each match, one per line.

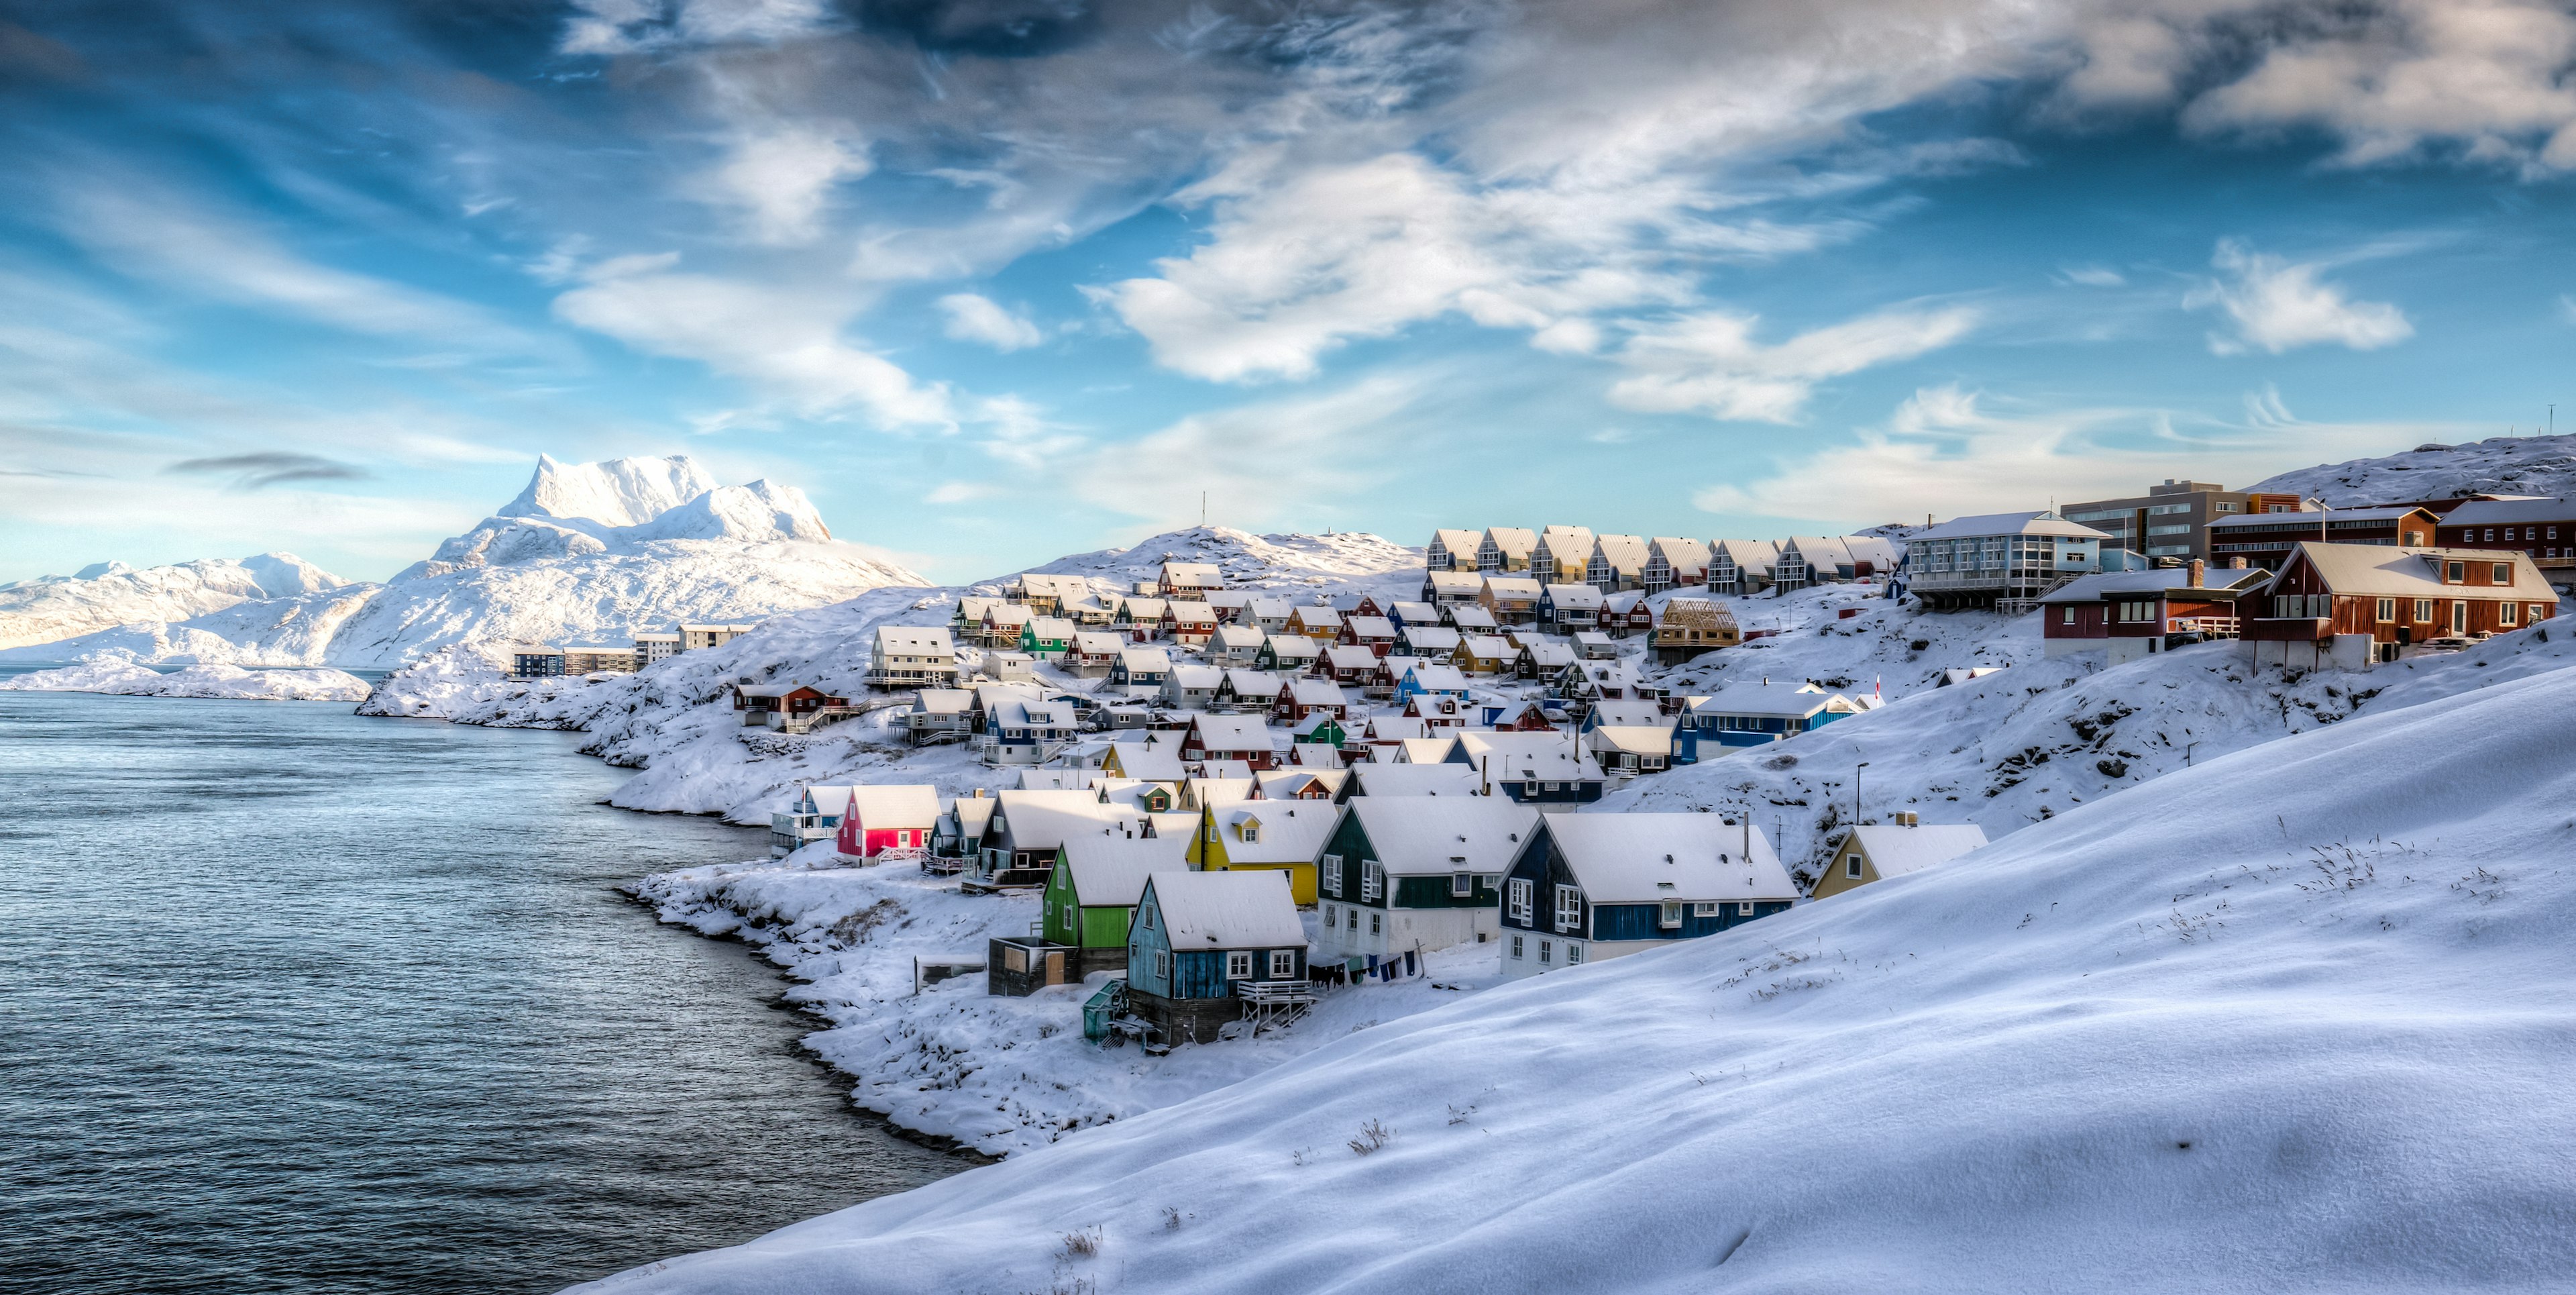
left=1854, top=758, right=1867, bottom=827
left=2304, top=497, right=2330, bottom=546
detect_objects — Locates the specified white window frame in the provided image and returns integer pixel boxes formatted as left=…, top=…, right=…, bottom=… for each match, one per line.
left=1369, top=913, right=1381, bottom=936
left=1269, top=949, right=1296, bottom=979
left=1320, top=853, right=1342, bottom=896
left=1226, top=951, right=1253, bottom=980
left=1451, top=872, right=1475, bottom=898
left=1361, top=862, right=1385, bottom=902
left=1507, top=878, right=1534, bottom=923
left=1659, top=901, right=1682, bottom=929
left=1538, top=940, right=1552, bottom=964
left=1564, top=942, right=1584, bottom=965
left=2500, top=601, right=2520, bottom=626
left=1153, top=949, right=1171, bottom=980
left=1554, top=884, right=1582, bottom=933
left=1738, top=900, right=1756, bottom=916
left=1511, top=935, right=1525, bottom=959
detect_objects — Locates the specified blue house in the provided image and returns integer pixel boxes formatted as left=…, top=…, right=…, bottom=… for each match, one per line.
left=1673, top=680, right=1860, bottom=763
left=1124, top=870, right=1311, bottom=1045
left=1447, top=731, right=1606, bottom=804
left=1395, top=662, right=1472, bottom=705
left=1498, top=813, right=1799, bottom=979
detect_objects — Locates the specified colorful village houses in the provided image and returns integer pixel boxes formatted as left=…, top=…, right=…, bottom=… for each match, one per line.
left=1316, top=643, right=1380, bottom=686
left=1421, top=570, right=1484, bottom=606
left=1479, top=576, right=1544, bottom=625
left=2038, top=560, right=2269, bottom=664
left=1597, top=591, right=1656, bottom=639
left=1644, top=537, right=1710, bottom=592
left=1334, top=762, right=1485, bottom=800
left=1476, top=526, right=1537, bottom=573
left=1257, top=633, right=1321, bottom=672
left=1426, top=528, right=1483, bottom=572
left=733, top=681, right=851, bottom=731
left=1529, top=525, right=1595, bottom=584
left=1316, top=796, right=1538, bottom=972
left=1582, top=533, right=1650, bottom=591
left=989, top=832, right=1191, bottom=996
left=1209, top=623, right=1266, bottom=665
left=865, top=625, right=961, bottom=690
left=769, top=784, right=851, bottom=857
left=1159, top=560, right=1223, bottom=599
left=1283, top=604, right=1343, bottom=641
left=2245, top=542, right=2555, bottom=669
left=1809, top=815, right=1990, bottom=900
left=835, top=784, right=942, bottom=862
left=1449, top=730, right=1607, bottom=804
left=1123, top=870, right=1313, bottom=1044
left=1499, top=813, right=1798, bottom=979
left=1191, top=796, right=1336, bottom=904
left=1674, top=679, right=1858, bottom=762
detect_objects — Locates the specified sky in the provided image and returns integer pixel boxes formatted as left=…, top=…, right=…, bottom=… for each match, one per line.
left=3, top=0, right=2574, bottom=585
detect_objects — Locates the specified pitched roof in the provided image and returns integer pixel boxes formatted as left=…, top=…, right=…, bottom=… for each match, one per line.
left=1143, top=870, right=1305, bottom=947
left=848, top=784, right=941, bottom=829
left=1209, top=800, right=1338, bottom=863
left=1542, top=582, right=1605, bottom=609
left=1587, top=725, right=1676, bottom=756
left=2037, top=568, right=2270, bottom=604
left=1025, top=615, right=1076, bottom=638
left=873, top=625, right=956, bottom=653
left=1213, top=624, right=1266, bottom=647
left=1451, top=731, right=1603, bottom=781
left=2207, top=507, right=2427, bottom=529
left=1344, top=615, right=1397, bottom=637
left=1104, top=741, right=1189, bottom=782
left=1283, top=678, right=1347, bottom=705
left=1844, top=823, right=1990, bottom=878
left=1167, top=601, right=1217, bottom=621
left=1585, top=700, right=1666, bottom=727
left=913, top=688, right=973, bottom=715
left=1161, top=561, right=1222, bottom=583
left=1909, top=511, right=2108, bottom=541
left=1690, top=679, right=1849, bottom=720
left=1059, top=834, right=1191, bottom=907
left=1402, top=626, right=1462, bottom=651
left=1432, top=528, right=1483, bottom=554
left=2441, top=498, right=2576, bottom=526
left=1073, top=631, right=1127, bottom=654
left=1117, top=647, right=1172, bottom=673
left=1481, top=526, right=1537, bottom=557
left=1649, top=537, right=1711, bottom=573
left=1458, top=633, right=1514, bottom=658
left=2287, top=543, right=2550, bottom=599
left=991, top=790, right=1158, bottom=848
left=1322, top=643, right=1380, bottom=668
left=1345, top=797, right=1542, bottom=875
left=1424, top=571, right=1484, bottom=594
left=1167, top=664, right=1224, bottom=688
left=1193, top=714, right=1276, bottom=751
left=1348, top=763, right=1484, bottom=797
left=1542, top=812, right=1798, bottom=903
left=1588, top=533, right=1650, bottom=574
left=1483, top=576, right=1544, bottom=598
left=1404, top=664, right=1472, bottom=692
left=1265, top=634, right=1321, bottom=658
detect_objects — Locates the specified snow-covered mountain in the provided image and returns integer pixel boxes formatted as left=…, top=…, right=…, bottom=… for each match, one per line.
left=0, top=455, right=928, bottom=669
left=2252, top=431, right=2576, bottom=504
left=576, top=661, right=2576, bottom=1294
left=0, top=552, right=345, bottom=651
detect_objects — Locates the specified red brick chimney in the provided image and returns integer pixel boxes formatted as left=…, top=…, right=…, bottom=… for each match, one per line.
left=2187, top=558, right=2206, bottom=588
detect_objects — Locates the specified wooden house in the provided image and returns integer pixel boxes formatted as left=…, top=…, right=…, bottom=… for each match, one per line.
left=1499, top=813, right=1797, bottom=978
left=1652, top=599, right=1739, bottom=664
left=734, top=682, right=851, bottom=729
left=1243, top=598, right=1294, bottom=633
left=864, top=626, right=961, bottom=691
left=1214, top=668, right=1285, bottom=711
left=1387, top=601, right=1442, bottom=628
left=1287, top=713, right=1349, bottom=751
left=1363, top=654, right=1428, bottom=702
left=904, top=688, right=975, bottom=745
left=1018, top=615, right=1074, bottom=660
left=973, top=790, right=1162, bottom=889
left=834, top=784, right=942, bottom=862
left=1644, top=537, right=1710, bottom=592
left=978, top=698, right=1081, bottom=766
left=979, top=602, right=1034, bottom=647
left=1014, top=573, right=1090, bottom=615
left=1585, top=725, right=1674, bottom=775
left=2434, top=499, right=2576, bottom=574
left=930, top=790, right=999, bottom=866
left=1421, top=570, right=1485, bottom=606
left=1203, top=589, right=1254, bottom=623
left=1599, top=590, right=1656, bottom=639
left=1675, top=680, right=1856, bottom=761
left=1338, top=615, right=1399, bottom=656
left=1475, top=526, right=1537, bottom=573
left=1453, top=633, right=1516, bottom=676
left=952, top=596, right=1000, bottom=638
left=1332, top=762, right=1483, bottom=800
left=2037, top=561, right=2269, bottom=664
left=1158, top=560, right=1223, bottom=599
left=1063, top=594, right=1118, bottom=626
left=1401, top=692, right=1477, bottom=729
left=1124, top=871, right=1311, bottom=1044
left=1397, top=623, right=1462, bottom=660
left=1315, top=643, right=1379, bottom=686
left=1810, top=815, right=1989, bottom=900
left=2245, top=542, right=2555, bottom=669
left=1529, top=525, right=1596, bottom=585
left=1426, top=528, right=1482, bottom=572
left=1518, top=640, right=1578, bottom=680
left=2204, top=506, right=2438, bottom=573
left=1572, top=630, right=1618, bottom=659
left=1183, top=714, right=1277, bottom=771
left=1208, top=623, right=1266, bottom=666
left=1493, top=699, right=1560, bottom=732
left=1166, top=602, right=1219, bottom=646
left=1273, top=677, right=1351, bottom=724
left=1446, top=604, right=1501, bottom=634
left=1331, top=593, right=1387, bottom=619
left=1258, top=634, right=1321, bottom=672
left=990, top=833, right=1191, bottom=996
left=1397, top=663, right=1472, bottom=705
left=1582, top=533, right=1650, bottom=591
left=1111, top=647, right=1173, bottom=697
left=1479, top=575, right=1544, bottom=625
left=1707, top=539, right=1778, bottom=596
left=1556, top=660, right=1658, bottom=709
left=769, top=783, right=850, bottom=857
left=1283, top=605, right=1343, bottom=641
left=1315, top=797, right=1538, bottom=969
left=1538, top=582, right=1604, bottom=631
left=1099, top=737, right=1189, bottom=784
left=1116, top=597, right=1171, bottom=642
left=1449, top=731, right=1605, bottom=804
left=1163, top=664, right=1223, bottom=710
left=1190, top=798, right=1336, bottom=904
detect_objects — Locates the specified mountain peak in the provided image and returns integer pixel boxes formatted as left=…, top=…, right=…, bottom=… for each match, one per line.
left=498, top=454, right=723, bottom=530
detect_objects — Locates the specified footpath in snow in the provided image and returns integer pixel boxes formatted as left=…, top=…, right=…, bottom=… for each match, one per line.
left=578, top=654, right=2576, bottom=1295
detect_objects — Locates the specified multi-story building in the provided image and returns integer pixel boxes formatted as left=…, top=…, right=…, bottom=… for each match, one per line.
left=2204, top=506, right=2437, bottom=572
left=681, top=623, right=756, bottom=652
left=2059, top=480, right=2305, bottom=566
left=1902, top=511, right=2107, bottom=611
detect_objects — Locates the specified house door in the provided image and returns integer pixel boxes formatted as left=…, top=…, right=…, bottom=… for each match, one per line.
left=2451, top=601, right=2467, bottom=635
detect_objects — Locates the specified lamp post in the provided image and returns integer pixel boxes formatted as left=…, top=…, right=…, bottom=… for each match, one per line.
left=1854, top=758, right=1867, bottom=827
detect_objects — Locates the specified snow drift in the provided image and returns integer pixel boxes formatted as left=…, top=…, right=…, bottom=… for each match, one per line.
left=576, top=662, right=2576, bottom=1294
left=0, top=455, right=924, bottom=670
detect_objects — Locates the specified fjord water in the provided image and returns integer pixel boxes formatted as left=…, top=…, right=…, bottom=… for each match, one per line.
left=0, top=692, right=958, bottom=1294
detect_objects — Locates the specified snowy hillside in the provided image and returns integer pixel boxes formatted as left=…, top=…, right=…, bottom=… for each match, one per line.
left=2252, top=431, right=2576, bottom=504
left=360, top=527, right=1424, bottom=819
left=576, top=661, right=2576, bottom=1295
left=0, top=552, right=344, bottom=652
left=0, top=657, right=370, bottom=701
left=0, top=456, right=927, bottom=670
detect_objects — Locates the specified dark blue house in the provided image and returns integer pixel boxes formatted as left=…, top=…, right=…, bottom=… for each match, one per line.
left=1499, top=812, right=1799, bottom=978
left=1672, top=680, right=1860, bottom=763
left=1124, top=870, right=1310, bottom=1044
left=1448, top=731, right=1607, bottom=804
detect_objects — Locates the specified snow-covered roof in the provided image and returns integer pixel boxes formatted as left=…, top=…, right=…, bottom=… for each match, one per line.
left=1586, top=700, right=1666, bottom=727
left=1026, top=615, right=1075, bottom=638
left=1389, top=601, right=1441, bottom=621
left=947, top=793, right=998, bottom=836
left=1210, top=800, right=1337, bottom=863
left=1483, top=576, right=1543, bottom=598
left=1161, top=561, right=1222, bottom=584
left=1481, top=526, right=1536, bottom=558
left=1909, top=512, right=2108, bottom=542
left=1167, top=601, right=1216, bottom=621
left=1431, top=528, right=1481, bottom=554
left=1572, top=630, right=1614, bottom=646
left=1323, top=643, right=1379, bottom=668
left=1059, top=834, right=1189, bottom=907
left=991, top=790, right=1155, bottom=848
left=849, top=784, right=941, bottom=829
left=1844, top=823, right=1990, bottom=878
left=1265, top=634, right=1320, bottom=658
left=1711, top=537, right=1778, bottom=571
left=1290, top=606, right=1343, bottom=628
left=1544, top=812, right=1796, bottom=903
left=1193, top=715, right=1275, bottom=752
left=1448, top=606, right=1499, bottom=629
left=993, top=699, right=1079, bottom=729
left=1213, top=624, right=1265, bottom=647
left=1650, top=537, right=1710, bottom=573
left=1452, top=731, right=1603, bottom=782
left=1403, top=626, right=1463, bottom=652
left=1346, top=796, right=1540, bottom=875
left=1345, top=615, right=1397, bottom=637
left=1536, top=525, right=1595, bottom=556
left=2037, top=568, right=2269, bottom=604
left=1014, top=770, right=1095, bottom=790
left=1692, top=679, right=1847, bottom=720
left=1283, top=678, right=1346, bottom=705
left=1256, top=768, right=1344, bottom=797
left=1587, top=725, right=1676, bottom=756
left=1366, top=716, right=1432, bottom=741
left=1118, top=648, right=1171, bottom=673
left=1589, top=534, right=1650, bottom=574
left=873, top=625, right=957, bottom=654
left=914, top=688, right=973, bottom=715
left=1543, top=583, right=1605, bottom=609
left=985, top=603, right=1033, bottom=624
left=2207, top=508, right=2426, bottom=529
left=2289, top=543, right=2548, bottom=599
left=1405, top=664, right=1472, bottom=692
left=1458, top=634, right=1514, bottom=658
left=800, top=784, right=854, bottom=815
left=736, top=681, right=842, bottom=699
left=2441, top=498, right=2576, bottom=526
left=1245, top=597, right=1295, bottom=617
left=1425, top=572, right=1484, bottom=596
left=1073, top=631, right=1126, bottom=654
left=1167, top=664, right=1224, bottom=688
left=1224, top=668, right=1285, bottom=690
left=1017, top=573, right=1090, bottom=599
left=1143, top=870, right=1305, bottom=948
left=1348, top=763, right=1483, bottom=797
left=1523, top=643, right=1577, bottom=668
left=1121, top=597, right=1170, bottom=619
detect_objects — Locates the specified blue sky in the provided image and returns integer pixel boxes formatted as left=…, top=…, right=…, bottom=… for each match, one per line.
left=4, top=0, right=2575, bottom=584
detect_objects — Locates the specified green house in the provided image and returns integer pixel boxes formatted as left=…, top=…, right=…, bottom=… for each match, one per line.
left=1040, top=833, right=1191, bottom=977
left=1020, top=615, right=1074, bottom=661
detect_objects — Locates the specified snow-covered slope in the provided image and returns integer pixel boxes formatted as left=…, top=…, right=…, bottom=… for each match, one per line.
left=359, top=526, right=1424, bottom=819
left=576, top=660, right=2576, bottom=1295
left=2252, top=431, right=2576, bottom=504
left=0, top=657, right=370, bottom=701
left=0, top=552, right=345, bottom=651
left=0, top=456, right=926, bottom=670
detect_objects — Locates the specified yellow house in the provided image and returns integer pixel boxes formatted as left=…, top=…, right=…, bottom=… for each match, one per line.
left=1189, top=800, right=1338, bottom=905
left=1810, top=817, right=1989, bottom=898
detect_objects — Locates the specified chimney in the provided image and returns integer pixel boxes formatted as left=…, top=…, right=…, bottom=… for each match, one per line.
left=2228, top=556, right=2247, bottom=569
left=2187, top=558, right=2205, bottom=589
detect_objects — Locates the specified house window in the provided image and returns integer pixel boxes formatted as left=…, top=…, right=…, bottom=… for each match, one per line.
left=2501, top=601, right=2520, bottom=626
left=1142, top=907, right=1155, bottom=930
left=1511, top=935, right=1525, bottom=959
left=1452, top=872, right=1474, bottom=898
left=1554, top=884, right=1582, bottom=932
left=1694, top=901, right=1719, bottom=917
left=1240, top=821, right=1259, bottom=843
left=2375, top=598, right=2395, bottom=623
left=1362, top=862, right=1385, bottom=902
left=1564, top=943, right=1583, bottom=964
left=2414, top=599, right=2433, bottom=623
left=1269, top=949, right=1296, bottom=978
left=1153, top=950, right=1171, bottom=979
left=1322, top=904, right=1335, bottom=927
left=2447, top=561, right=2465, bottom=584
left=1738, top=901, right=1756, bottom=915
left=2534, top=605, right=2551, bottom=623
left=1226, top=951, right=1252, bottom=979
left=2492, top=563, right=2513, bottom=585
left=1538, top=940, right=1553, bottom=964
left=2485, top=529, right=2497, bottom=542
left=1660, top=901, right=1682, bottom=929
left=1543, top=781, right=1561, bottom=792
left=1320, top=853, right=1342, bottom=896
left=1508, top=878, right=1533, bottom=922
left=1369, top=913, right=1381, bottom=935
left=1847, top=854, right=1864, bottom=878
left=2062, top=607, right=2075, bottom=625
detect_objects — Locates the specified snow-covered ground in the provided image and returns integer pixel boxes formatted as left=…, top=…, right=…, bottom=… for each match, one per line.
left=0, top=552, right=345, bottom=652
left=575, top=654, right=2576, bottom=1295
left=0, top=455, right=928, bottom=669
left=0, top=656, right=371, bottom=701
left=2253, top=430, right=2576, bottom=503
left=633, top=848, right=1499, bottom=1158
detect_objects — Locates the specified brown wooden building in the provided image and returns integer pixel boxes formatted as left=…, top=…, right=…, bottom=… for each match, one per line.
left=2245, top=543, right=2554, bottom=668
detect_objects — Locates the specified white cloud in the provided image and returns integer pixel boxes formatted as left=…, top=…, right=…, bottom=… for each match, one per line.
left=552, top=259, right=954, bottom=427
left=712, top=127, right=870, bottom=245
left=1605, top=305, right=1980, bottom=423
left=2055, top=265, right=2127, bottom=287
left=937, top=294, right=1044, bottom=352
left=1690, top=384, right=2461, bottom=529
left=1067, top=375, right=1421, bottom=529
left=2186, top=240, right=2413, bottom=356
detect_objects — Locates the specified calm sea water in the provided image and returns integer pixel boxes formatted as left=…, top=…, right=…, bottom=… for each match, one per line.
left=0, top=692, right=959, bottom=1295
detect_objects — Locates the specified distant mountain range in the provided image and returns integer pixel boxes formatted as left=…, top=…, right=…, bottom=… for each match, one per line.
left=0, top=455, right=928, bottom=669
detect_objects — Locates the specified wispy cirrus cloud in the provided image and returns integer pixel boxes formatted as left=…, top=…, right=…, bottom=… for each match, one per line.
left=1607, top=305, right=1980, bottom=423
left=2186, top=239, right=2413, bottom=356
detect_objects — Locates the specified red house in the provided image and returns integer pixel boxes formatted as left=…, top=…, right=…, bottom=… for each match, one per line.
left=1181, top=715, right=1278, bottom=771
left=2434, top=499, right=2576, bottom=576
left=1336, top=615, right=1399, bottom=656
left=2037, top=560, right=2269, bottom=666
left=834, top=784, right=943, bottom=862
left=2244, top=543, right=2554, bottom=668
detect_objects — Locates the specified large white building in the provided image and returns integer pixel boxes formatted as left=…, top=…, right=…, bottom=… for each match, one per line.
left=1902, top=511, right=2107, bottom=611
